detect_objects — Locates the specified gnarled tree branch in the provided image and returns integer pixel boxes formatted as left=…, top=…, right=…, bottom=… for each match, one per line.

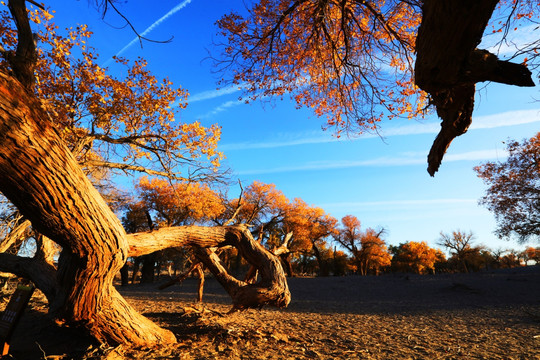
left=127, top=224, right=291, bottom=310
left=414, top=0, right=535, bottom=176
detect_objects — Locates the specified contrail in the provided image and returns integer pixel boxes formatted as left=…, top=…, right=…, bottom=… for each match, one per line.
left=103, top=0, right=193, bottom=66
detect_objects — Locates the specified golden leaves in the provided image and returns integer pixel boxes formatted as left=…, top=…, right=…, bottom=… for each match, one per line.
left=216, top=0, right=425, bottom=134
left=392, top=241, right=445, bottom=274
left=4, top=9, right=223, bottom=180
left=136, top=176, right=225, bottom=226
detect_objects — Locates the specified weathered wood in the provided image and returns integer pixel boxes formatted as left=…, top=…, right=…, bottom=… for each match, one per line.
left=415, top=0, right=535, bottom=175
left=127, top=226, right=231, bottom=257
left=193, top=226, right=291, bottom=310
left=0, top=219, right=30, bottom=253
left=0, top=70, right=175, bottom=346
left=131, top=225, right=291, bottom=310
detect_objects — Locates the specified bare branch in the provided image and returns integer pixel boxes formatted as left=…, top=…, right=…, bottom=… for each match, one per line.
left=6, top=0, right=37, bottom=88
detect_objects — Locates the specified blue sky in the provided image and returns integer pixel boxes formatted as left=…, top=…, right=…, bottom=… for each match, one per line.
left=49, top=1, right=539, bottom=252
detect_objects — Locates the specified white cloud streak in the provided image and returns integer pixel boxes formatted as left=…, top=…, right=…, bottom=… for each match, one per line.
left=198, top=100, right=245, bottom=119
left=219, top=133, right=335, bottom=151
left=321, top=198, right=477, bottom=211
left=104, top=0, right=193, bottom=66
left=189, top=84, right=246, bottom=103
left=236, top=149, right=508, bottom=175
left=221, top=109, right=540, bottom=152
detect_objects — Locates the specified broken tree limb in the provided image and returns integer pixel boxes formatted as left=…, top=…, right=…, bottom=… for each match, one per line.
left=0, top=218, right=30, bottom=253
left=244, top=231, right=293, bottom=283
left=414, top=0, right=535, bottom=176
left=158, top=260, right=201, bottom=290
left=195, top=265, right=204, bottom=303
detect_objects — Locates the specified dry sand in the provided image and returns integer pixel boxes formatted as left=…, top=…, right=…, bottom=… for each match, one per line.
left=2, top=266, right=540, bottom=359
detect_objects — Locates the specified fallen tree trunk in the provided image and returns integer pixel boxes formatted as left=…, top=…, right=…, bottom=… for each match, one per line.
left=128, top=225, right=291, bottom=310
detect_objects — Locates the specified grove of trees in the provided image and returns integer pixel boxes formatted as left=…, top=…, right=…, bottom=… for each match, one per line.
left=0, top=0, right=538, bottom=350
left=475, top=132, right=540, bottom=244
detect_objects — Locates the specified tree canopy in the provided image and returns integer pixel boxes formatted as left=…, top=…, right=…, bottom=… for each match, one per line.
left=216, top=0, right=424, bottom=134
left=216, top=0, right=538, bottom=174
left=390, top=241, right=445, bottom=274
left=0, top=7, right=223, bottom=182
left=475, top=132, right=540, bottom=243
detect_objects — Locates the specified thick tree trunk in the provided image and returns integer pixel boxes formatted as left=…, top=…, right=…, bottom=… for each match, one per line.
left=280, top=253, right=294, bottom=277
left=140, top=253, right=156, bottom=283
left=311, top=243, right=329, bottom=276
left=415, top=0, right=535, bottom=175
left=120, top=264, right=130, bottom=286
left=0, top=71, right=175, bottom=345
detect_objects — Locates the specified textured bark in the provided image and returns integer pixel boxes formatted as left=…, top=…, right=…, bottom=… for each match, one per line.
left=34, top=235, right=58, bottom=265
left=129, top=225, right=291, bottom=310
left=415, top=0, right=535, bottom=176
left=195, top=266, right=205, bottom=302
left=0, top=70, right=175, bottom=345
left=0, top=253, right=57, bottom=302
left=0, top=219, right=30, bottom=253
left=127, top=226, right=237, bottom=256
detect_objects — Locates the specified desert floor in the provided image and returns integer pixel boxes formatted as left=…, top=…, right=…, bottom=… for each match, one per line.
left=2, top=266, right=540, bottom=359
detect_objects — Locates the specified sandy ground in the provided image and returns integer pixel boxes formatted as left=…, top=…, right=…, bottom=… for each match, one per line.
left=2, top=266, right=540, bottom=359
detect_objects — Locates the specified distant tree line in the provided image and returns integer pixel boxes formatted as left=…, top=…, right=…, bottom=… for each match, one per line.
left=114, top=178, right=539, bottom=285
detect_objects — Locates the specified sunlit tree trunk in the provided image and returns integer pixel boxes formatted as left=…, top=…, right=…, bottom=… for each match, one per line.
left=0, top=71, right=176, bottom=345
left=0, top=0, right=291, bottom=347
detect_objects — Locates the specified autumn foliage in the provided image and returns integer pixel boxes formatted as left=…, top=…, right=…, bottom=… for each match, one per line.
left=134, top=177, right=225, bottom=227
left=390, top=241, right=445, bottom=274
left=475, top=132, right=540, bottom=243
left=215, top=0, right=426, bottom=135
left=216, top=0, right=540, bottom=134
left=334, top=215, right=391, bottom=275
left=0, top=8, right=222, bottom=181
